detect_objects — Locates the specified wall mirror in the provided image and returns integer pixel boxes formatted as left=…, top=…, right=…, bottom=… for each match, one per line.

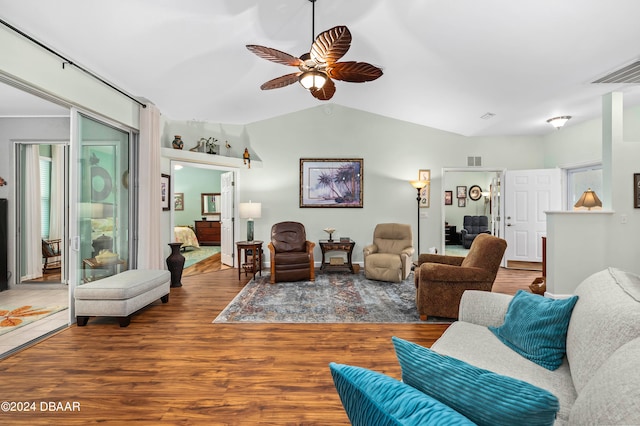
left=201, top=193, right=221, bottom=217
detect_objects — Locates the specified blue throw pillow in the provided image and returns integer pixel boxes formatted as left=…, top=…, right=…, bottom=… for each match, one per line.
left=329, top=362, right=476, bottom=426
left=392, top=337, right=559, bottom=426
left=489, top=289, right=579, bottom=370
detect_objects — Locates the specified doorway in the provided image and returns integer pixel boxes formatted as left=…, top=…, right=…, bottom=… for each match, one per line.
left=441, top=168, right=505, bottom=258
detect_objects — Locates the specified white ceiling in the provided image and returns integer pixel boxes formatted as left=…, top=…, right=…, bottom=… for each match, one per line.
left=1, top=0, right=640, bottom=136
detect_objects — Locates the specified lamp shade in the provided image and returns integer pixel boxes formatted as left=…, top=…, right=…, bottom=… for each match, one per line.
left=299, top=70, right=327, bottom=90
left=410, top=180, right=428, bottom=190
left=574, top=188, right=602, bottom=210
left=239, top=201, right=262, bottom=219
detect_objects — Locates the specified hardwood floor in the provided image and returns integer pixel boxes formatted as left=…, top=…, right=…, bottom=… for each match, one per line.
left=0, top=266, right=538, bottom=425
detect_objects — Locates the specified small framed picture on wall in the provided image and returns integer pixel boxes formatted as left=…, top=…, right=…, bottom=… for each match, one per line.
left=457, top=186, right=467, bottom=199
left=444, top=191, right=453, bottom=205
left=458, top=197, right=466, bottom=208
left=634, top=173, right=640, bottom=208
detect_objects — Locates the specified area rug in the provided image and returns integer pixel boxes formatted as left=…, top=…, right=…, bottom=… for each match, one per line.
left=183, top=246, right=221, bottom=268
left=213, top=272, right=453, bottom=324
left=0, top=305, right=67, bottom=336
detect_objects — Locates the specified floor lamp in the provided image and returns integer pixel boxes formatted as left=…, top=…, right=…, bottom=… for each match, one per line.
left=409, top=180, right=428, bottom=254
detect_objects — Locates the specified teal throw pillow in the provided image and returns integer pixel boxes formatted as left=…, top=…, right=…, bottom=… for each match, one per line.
left=392, top=337, right=559, bottom=426
left=329, top=362, right=476, bottom=426
left=489, top=289, right=578, bottom=370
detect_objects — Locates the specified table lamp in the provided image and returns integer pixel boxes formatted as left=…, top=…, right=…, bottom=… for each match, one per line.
left=239, top=201, right=261, bottom=241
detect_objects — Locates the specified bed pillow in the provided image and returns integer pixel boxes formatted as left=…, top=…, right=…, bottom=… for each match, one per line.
left=392, top=337, right=559, bottom=426
left=489, top=289, right=578, bottom=370
left=329, top=362, right=475, bottom=426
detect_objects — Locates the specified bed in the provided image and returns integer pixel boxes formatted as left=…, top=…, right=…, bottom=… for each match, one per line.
left=174, top=226, right=200, bottom=249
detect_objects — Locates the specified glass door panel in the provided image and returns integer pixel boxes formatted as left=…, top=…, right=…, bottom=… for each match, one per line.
left=73, top=114, right=130, bottom=285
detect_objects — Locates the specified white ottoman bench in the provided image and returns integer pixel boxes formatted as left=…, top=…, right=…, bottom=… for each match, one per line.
left=74, top=269, right=170, bottom=327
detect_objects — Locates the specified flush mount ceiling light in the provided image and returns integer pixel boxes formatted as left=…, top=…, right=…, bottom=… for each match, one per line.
left=546, top=116, right=572, bottom=129
left=245, top=0, right=383, bottom=100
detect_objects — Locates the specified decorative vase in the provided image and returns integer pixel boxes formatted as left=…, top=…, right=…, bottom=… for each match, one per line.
left=166, top=242, right=185, bottom=287
left=172, top=135, right=184, bottom=150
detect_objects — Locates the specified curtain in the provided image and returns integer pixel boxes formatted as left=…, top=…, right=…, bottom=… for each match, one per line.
left=137, top=103, right=163, bottom=269
left=24, top=145, right=43, bottom=280
left=49, top=144, right=64, bottom=240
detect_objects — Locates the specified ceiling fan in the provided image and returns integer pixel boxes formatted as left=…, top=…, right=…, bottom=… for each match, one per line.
left=246, top=0, right=383, bottom=100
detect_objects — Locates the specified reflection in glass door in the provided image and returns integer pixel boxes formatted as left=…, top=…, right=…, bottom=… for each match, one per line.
left=71, top=114, right=132, bottom=288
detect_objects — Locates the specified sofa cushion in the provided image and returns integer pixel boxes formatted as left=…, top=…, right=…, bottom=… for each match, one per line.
left=566, top=267, right=640, bottom=392
left=489, top=290, right=578, bottom=371
left=329, top=362, right=475, bottom=426
left=392, top=337, right=559, bottom=426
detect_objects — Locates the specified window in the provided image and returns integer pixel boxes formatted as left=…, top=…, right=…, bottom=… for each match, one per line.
left=40, top=156, right=51, bottom=238
left=567, top=164, right=602, bottom=210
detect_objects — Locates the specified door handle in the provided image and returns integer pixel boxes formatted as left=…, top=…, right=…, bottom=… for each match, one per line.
left=71, top=236, right=80, bottom=251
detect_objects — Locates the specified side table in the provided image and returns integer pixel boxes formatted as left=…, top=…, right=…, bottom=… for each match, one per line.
left=319, top=239, right=355, bottom=273
left=236, top=240, right=263, bottom=280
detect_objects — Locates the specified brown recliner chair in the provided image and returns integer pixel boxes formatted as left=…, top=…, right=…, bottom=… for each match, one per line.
left=415, top=233, right=507, bottom=320
left=268, top=221, right=315, bottom=284
left=363, top=223, right=414, bottom=283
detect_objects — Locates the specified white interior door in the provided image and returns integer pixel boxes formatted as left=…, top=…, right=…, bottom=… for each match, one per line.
left=504, top=169, right=561, bottom=264
left=220, top=171, right=234, bottom=266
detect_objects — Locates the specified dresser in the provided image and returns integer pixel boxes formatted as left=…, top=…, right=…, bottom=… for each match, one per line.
left=194, top=220, right=221, bottom=245
left=444, top=224, right=458, bottom=245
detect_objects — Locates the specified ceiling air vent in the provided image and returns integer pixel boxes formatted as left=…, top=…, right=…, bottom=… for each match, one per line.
left=592, top=60, right=640, bottom=84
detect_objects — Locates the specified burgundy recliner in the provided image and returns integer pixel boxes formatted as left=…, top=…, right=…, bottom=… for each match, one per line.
left=268, top=221, right=315, bottom=284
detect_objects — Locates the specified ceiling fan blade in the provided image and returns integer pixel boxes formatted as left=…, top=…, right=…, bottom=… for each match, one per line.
left=328, top=61, right=383, bottom=82
left=246, top=45, right=303, bottom=67
left=310, top=78, right=336, bottom=100
left=260, top=73, right=301, bottom=90
left=310, top=26, right=351, bottom=66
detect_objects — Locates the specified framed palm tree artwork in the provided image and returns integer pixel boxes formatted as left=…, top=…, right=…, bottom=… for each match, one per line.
left=299, top=158, right=363, bottom=208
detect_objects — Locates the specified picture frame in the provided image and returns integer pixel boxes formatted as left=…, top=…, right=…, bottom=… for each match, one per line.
left=634, top=174, right=640, bottom=208
left=161, top=174, right=170, bottom=211
left=174, top=193, right=184, bottom=211
left=458, top=197, right=466, bottom=208
left=444, top=191, right=453, bottom=205
left=457, top=186, right=467, bottom=199
left=469, top=185, right=482, bottom=201
left=300, top=158, right=363, bottom=208
left=418, top=169, right=430, bottom=208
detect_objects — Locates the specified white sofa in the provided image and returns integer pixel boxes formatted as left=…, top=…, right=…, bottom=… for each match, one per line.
left=430, top=267, right=640, bottom=425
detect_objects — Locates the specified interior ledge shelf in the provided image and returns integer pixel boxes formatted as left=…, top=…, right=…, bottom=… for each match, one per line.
left=161, top=147, right=262, bottom=168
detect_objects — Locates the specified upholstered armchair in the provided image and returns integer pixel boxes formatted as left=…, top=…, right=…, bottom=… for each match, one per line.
left=268, top=221, right=315, bottom=284
left=363, top=223, right=414, bottom=283
left=415, top=233, right=506, bottom=320
left=459, top=215, right=490, bottom=249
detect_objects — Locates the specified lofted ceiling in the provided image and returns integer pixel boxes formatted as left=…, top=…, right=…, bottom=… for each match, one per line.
left=1, top=0, right=640, bottom=136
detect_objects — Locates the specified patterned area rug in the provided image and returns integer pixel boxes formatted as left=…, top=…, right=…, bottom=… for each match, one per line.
left=182, top=246, right=221, bottom=268
left=0, top=305, right=67, bottom=336
left=213, top=271, right=453, bottom=324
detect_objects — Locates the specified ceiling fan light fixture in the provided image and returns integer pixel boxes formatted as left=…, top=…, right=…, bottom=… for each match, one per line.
left=546, top=115, right=572, bottom=129
left=299, top=70, right=327, bottom=90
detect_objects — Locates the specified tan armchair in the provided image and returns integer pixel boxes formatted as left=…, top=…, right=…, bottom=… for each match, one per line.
left=268, top=221, right=315, bottom=284
left=363, top=223, right=414, bottom=282
left=415, top=233, right=507, bottom=320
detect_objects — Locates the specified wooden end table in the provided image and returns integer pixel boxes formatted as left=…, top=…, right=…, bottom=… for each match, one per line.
left=236, top=240, right=263, bottom=280
left=319, top=239, right=356, bottom=273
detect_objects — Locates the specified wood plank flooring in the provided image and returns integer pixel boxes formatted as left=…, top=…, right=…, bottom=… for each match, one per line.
left=0, top=266, right=538, bottom=425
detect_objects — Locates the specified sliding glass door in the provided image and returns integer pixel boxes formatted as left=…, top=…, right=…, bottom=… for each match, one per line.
left=69, top=113, right=134, bottom=293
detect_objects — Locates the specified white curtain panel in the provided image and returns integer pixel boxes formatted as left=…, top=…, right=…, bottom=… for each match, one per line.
left=24, top=144, right=43, bottom=280
left=137, top=103, right=163, bottom=269
left=49, top=144, right=64, bottom=240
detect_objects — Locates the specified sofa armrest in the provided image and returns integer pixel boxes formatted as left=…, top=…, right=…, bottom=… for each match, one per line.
left=363, top=244, right=378, bottom=256
left=458, top=290, right=513, bottom=327
left=400, top=247, right=415, bottom=258
left=417, top=253, right=465, bottom=266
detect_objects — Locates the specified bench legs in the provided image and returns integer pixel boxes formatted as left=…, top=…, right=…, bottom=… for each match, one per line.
left=161, top=294, right=169, bottom=303
left=77, top=316, right=89, bottom=326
